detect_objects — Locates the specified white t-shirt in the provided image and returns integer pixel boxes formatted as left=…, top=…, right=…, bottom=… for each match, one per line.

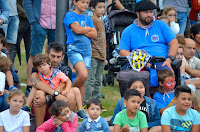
left=0, top=109, right=30, bottom=132
left=0, top=72, right=5, bottom=92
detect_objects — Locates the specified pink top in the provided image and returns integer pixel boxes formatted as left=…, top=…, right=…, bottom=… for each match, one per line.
left=38, top=68, right=68, bottom=89
left=36, top=115, right=78, bottom=132
left=40, top=0, right=56, bottom=29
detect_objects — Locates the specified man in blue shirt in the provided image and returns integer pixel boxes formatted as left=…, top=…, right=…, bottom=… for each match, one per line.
left=119, top=0, right=179, bottom=71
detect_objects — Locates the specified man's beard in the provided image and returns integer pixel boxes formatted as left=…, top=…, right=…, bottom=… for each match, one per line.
left=139, top=16, right=153, bottom=26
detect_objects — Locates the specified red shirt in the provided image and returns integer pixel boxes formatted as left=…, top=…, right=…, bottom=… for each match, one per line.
left=189, top=0, right=200, bottom=21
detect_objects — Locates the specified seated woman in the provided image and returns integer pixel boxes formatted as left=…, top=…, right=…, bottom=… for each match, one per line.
left=110, top=78, right=161, bottom=132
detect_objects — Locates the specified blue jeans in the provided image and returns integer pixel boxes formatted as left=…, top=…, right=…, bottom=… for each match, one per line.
left=0, top=93, right=9, bottom=112
left=177, top=12, right=188, bottom=36
left=84, top=58, right=105, bottom=105
left=190, top=20, right=197, bottom=26
left=30, top=22, right=55, bottom=56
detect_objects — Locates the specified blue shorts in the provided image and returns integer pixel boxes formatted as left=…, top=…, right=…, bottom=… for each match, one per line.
left=30, top=22, right=55, bottom=56
left=67, top=43, right=92, bottom=69
left=3, top=15, right=19, bottom=44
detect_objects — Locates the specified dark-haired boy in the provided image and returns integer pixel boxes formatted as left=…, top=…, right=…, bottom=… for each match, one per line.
left=113, top=89, right=148, bottom=132
left=79, top=98, right=109, bottom=132
left=161, top=85, right=200, bottom=132
left=84, top=0, right=107, bottom=105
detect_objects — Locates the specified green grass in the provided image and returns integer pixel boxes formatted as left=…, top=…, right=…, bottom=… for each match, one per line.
left=14, top=42, right=120, bottom=118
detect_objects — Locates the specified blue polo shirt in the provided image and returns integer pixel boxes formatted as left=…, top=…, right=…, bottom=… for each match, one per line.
left=119, top=20, right=176, bottom=58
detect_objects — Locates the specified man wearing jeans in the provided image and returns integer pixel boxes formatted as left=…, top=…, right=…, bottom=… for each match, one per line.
left=163, top=0, right=189, bottom=36
left=23, top=0, right=56, bottom=95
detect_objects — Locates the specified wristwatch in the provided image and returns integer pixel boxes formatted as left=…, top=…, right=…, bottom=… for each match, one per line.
left=167, top=55, right=175, bottom=61
left=53, top=91, right=59, bottom=97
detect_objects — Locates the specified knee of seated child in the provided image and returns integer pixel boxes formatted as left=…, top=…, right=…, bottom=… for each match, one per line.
left=71, top=87, right=81, bottom=94
left=148, top=126, right=162, bottom=132
left=35, top=90, right=46, bottom=97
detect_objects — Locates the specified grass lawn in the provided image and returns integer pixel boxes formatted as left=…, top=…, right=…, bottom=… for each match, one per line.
left=14, top=42, right=121, bottom=118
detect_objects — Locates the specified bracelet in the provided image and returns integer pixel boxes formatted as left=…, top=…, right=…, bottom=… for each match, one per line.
left=168, top=103, right=172, bottom=107
left=171, top=99, right=176, bottom=103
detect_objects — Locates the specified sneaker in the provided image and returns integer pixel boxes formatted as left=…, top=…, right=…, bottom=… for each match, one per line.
left=22, top=105, right=31, bottom=112
left=77, top=110, right=88, bottom=119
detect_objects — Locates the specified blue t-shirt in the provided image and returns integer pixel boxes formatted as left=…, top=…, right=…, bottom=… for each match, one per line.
left=119, top=20, right=176, bottom=58
left=153, top=91, right=174, bottom=109
left=63, top=11, right=95, bottom=45
left=161, top=106, right=200, bottom=131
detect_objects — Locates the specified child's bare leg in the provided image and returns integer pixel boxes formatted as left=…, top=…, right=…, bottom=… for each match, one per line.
left=71, top=87, right=82, bottom=111
left=26, top=87, right=37, bottom=107
left=63, top=92, right=76, bottom=112
left=73, top=62, right=88, bottom=102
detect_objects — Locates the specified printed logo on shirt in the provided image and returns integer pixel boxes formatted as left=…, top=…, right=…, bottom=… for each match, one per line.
left=80, top=21, right=86, bottom=27
left=96, top=123, right=102, bottom=128
left=86, top=123, right=91, bottom=129
left=151, top=35, right=159, bottom=42
left=170, top=119, right=193, bottom=131
left=129, top=126, right=140, bottom=132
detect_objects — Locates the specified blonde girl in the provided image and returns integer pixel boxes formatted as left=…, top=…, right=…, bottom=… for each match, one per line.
left=0, top=56, right=10, bottom=112
left=0, top=89, right=30, bottom=132
left=162, top=6, right=180, bottom=34
left=37, top=100, right=78, bottom=132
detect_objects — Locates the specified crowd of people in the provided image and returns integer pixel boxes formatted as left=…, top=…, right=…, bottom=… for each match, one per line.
left=0, top=0, right=200, bottom=131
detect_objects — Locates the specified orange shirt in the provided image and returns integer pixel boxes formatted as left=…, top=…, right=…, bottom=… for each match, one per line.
left=39, top=68, right=68, bottom=89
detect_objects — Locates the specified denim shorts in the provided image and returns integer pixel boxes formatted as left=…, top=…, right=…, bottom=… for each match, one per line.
left=67, top=43, right=92, bottom=69
left=67, top=32, right=92, bottom=69
left=3, top=15, right=19, bottom=44
left=30, top=22, right=55, bottom=56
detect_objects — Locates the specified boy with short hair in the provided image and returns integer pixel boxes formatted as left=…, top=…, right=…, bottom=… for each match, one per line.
left=161, top=85, right=200, bottom=132
left=153, top=69, right=176, bottom=115
left=113, top=89, right=148, bottom=132
left=84, top=0, right=107, bottom=105
left=79, top=98, right=109, bottom=132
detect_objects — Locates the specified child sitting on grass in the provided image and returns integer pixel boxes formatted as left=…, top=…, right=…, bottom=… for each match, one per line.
left=113, top=89, right=148, bottom=132
left=79, top=98, right=109, bottom=132
left=110, top=78, right=161, bottom=132
left=153, top=69, right=176, bottom=115
left=36, top=100, right=78, bottom=132
left=161, top=85, right=200, bottom=132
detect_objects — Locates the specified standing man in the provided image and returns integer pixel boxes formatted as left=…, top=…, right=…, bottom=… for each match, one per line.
left=23, top=0, right=56, bottom=95
left=119, top=0, right=179, bottom=71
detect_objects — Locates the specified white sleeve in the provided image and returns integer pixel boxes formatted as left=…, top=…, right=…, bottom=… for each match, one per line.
left=0, top=72, right=6, bottom=92
left=170, top=22, right=180, bottom=34
left=22, top=112, right=30, bottom=126
left=0, top=114, right=3, bottom=126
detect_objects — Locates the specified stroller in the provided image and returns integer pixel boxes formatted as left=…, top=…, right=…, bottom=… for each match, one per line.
left=103, top=9, right=137, bottom=86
